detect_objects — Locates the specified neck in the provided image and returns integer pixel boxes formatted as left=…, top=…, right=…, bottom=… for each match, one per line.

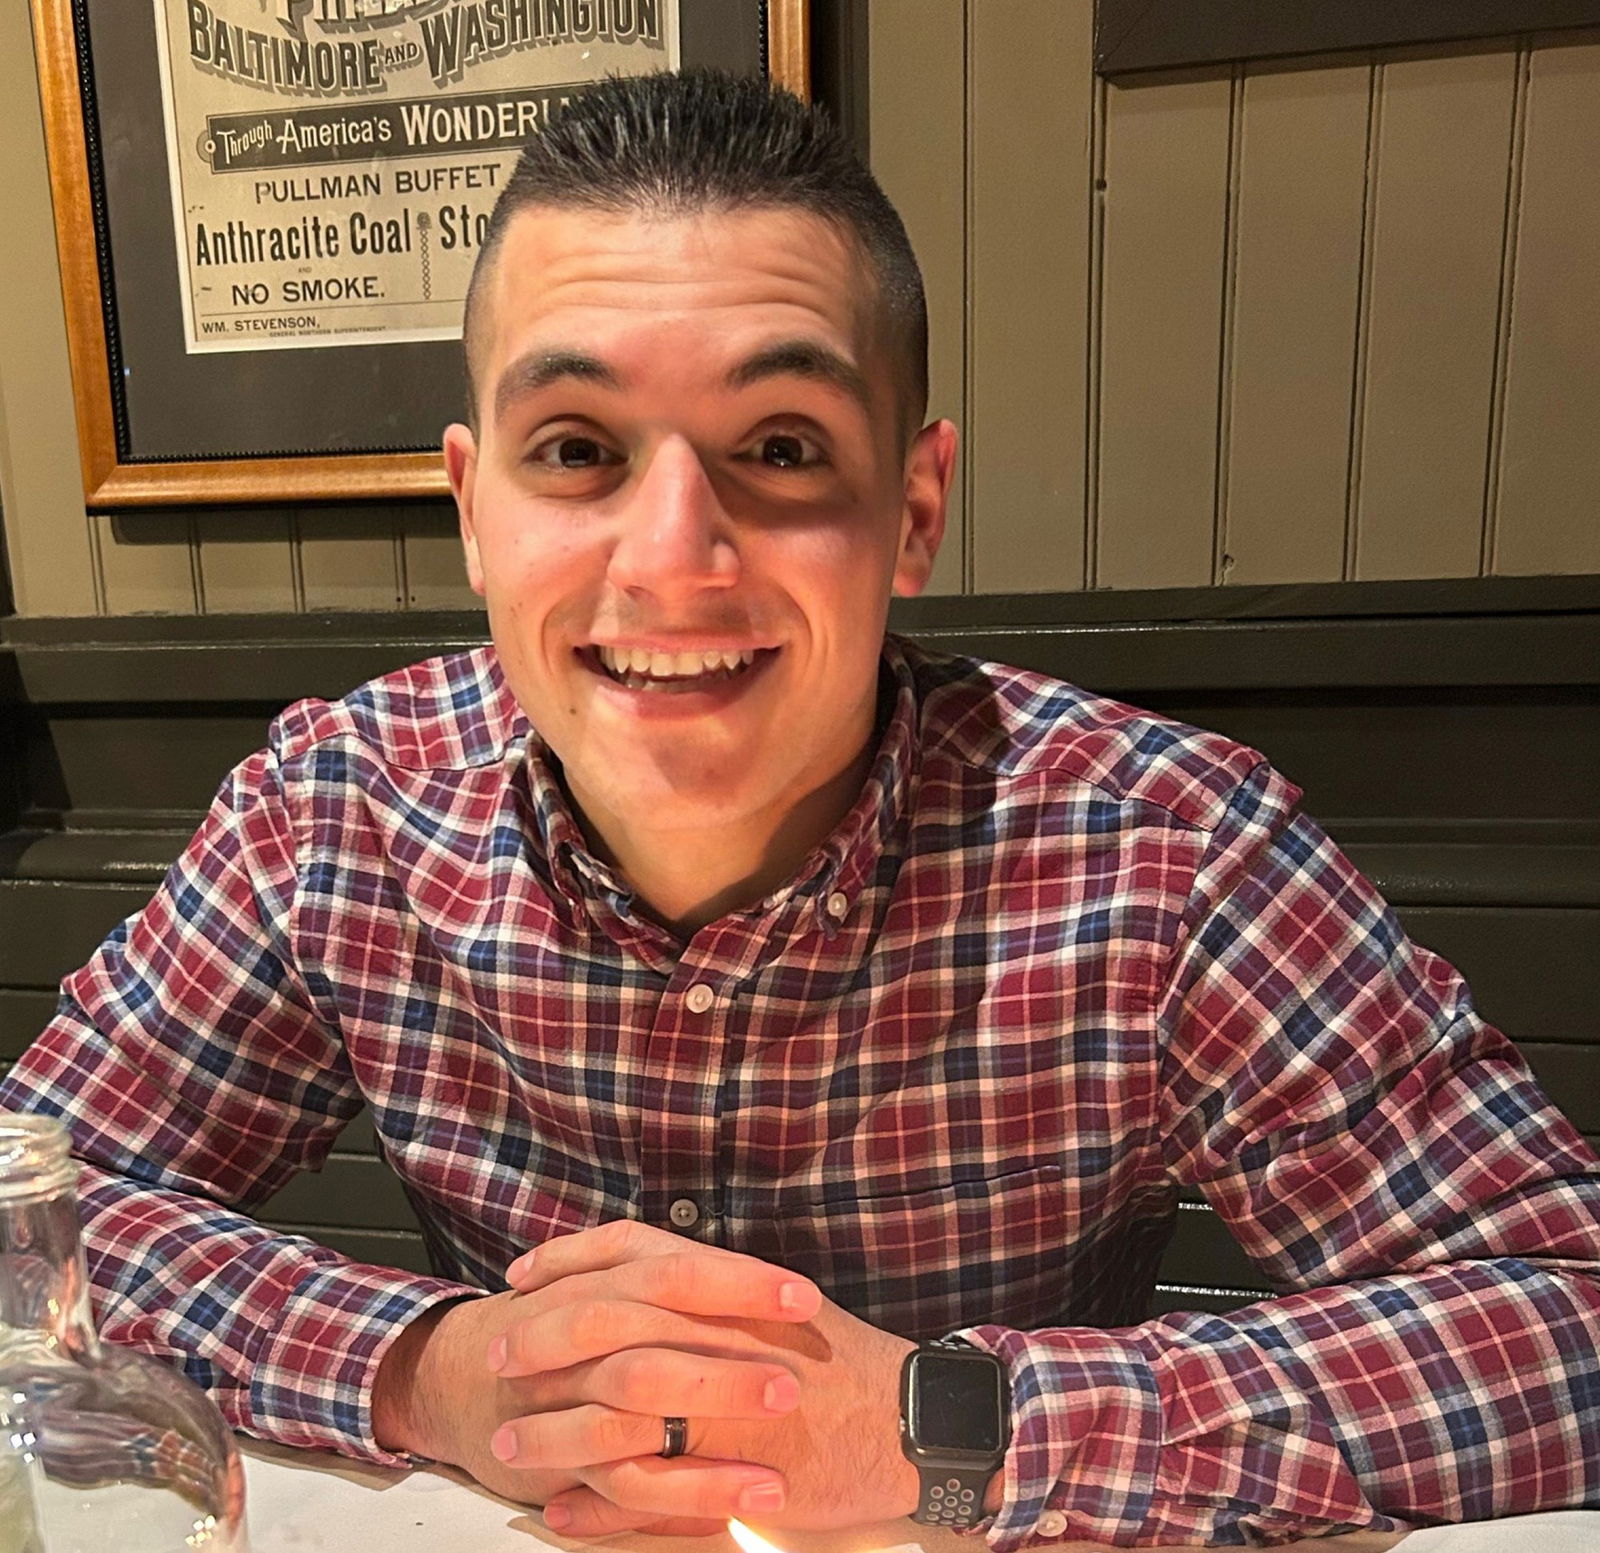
left=567, top=741, right=876, bottom=936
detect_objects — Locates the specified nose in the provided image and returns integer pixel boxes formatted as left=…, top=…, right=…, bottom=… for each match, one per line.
left=606, top=435, right=739, bottom=601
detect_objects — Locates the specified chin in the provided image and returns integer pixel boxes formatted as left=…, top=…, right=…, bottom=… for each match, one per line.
left=610, top=769, right=769, bottom=818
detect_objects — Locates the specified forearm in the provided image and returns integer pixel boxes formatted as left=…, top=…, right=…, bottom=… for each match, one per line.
left=1085, top=778, right=1600, bottom=1545
left=963, top=1254, right=1600, bottom=1549
left=75, top=1162, right=477, bottom=1463
left=1, top=1001, right=475, bottom=1463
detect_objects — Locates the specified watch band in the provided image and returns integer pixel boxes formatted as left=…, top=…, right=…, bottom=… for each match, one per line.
left=911, top=1466, right=993, bottom=1529
left=900, top=1340, right=1008, bottom=1530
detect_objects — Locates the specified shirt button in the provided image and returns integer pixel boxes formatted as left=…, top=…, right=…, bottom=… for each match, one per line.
left=668, top=1197, right=700, bottom=1229
left=826, top=891, right=849, bottom=921
left=684, top=983, right=715, bottom=1014
left=1038, top=1509, right=1068, bottom=1540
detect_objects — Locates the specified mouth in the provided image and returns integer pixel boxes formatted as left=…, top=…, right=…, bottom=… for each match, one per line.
left=583, top=643, right=775, bottom=693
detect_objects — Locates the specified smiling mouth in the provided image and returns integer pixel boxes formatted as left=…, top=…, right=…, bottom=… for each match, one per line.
left=586, top=644, right=771, bottom=692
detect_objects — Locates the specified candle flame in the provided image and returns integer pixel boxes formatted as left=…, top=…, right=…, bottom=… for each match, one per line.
left=728, top=1518, right=791, bottom=1553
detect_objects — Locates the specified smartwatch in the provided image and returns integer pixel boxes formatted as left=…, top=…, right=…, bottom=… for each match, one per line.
left=898, top=1339, right=1011, bottom=1529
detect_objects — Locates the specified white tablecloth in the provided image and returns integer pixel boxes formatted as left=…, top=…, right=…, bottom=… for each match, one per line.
left=239, top=1439, right=1600, bottom=1552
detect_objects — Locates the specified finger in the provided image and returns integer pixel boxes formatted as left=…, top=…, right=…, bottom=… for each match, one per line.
left=508, top=1244, right=822, bottom=1325
left=491, top=1347, right=802, bottom=1422
left=491, top=1352, right=799, bottom=1468
left=587, top=1347, right=802, bottom=1421
left=495, top=1296, right=813, bottom=1379
left=494, top=1300, right=722, bottom=1378
left=490, top=1404, right=662, bottom=1471
left=570, top=1455, right=788, bottom=1526
left=507, top=1221, right=690, bottom=1288
left=543, top=1491, right=724, bottom=1539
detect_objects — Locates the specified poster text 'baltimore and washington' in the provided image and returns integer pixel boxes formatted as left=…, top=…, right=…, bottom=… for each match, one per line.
left=157, top=1, right=679, bottom=352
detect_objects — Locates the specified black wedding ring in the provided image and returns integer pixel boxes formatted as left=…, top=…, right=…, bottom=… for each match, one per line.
left=660, top=1416, right=688, bottom=1458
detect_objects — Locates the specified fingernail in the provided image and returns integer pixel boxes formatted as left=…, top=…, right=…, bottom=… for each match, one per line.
left=507, top=1251, right=534, bottom=1282
left=544, top=1504, right=572, bottom=1531
left=488, top=1335, right=507, bottom=1372
left=490, top=1425, right=517, bottom=1463
left=739, top=1482, right=786, bottom=1514
left=777, top=1280, right=812, bottom=1312
left=763, top=1373, right=799, bottom=1413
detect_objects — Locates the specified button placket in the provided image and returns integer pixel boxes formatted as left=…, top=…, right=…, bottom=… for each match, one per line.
left=640, top=956, right=736, bottom=1241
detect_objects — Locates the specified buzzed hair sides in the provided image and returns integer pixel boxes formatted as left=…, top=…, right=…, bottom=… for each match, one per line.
left=460, top=68, right=929, bottom=439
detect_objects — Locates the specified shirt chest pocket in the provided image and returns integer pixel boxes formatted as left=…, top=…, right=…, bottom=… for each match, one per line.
left=727, top=1164, right=1066, bottom=1340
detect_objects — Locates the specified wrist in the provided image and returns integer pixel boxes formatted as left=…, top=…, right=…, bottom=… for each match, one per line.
left=371, top=1297, right=473, bottom=1458
left=891, top=1450, right=923, bottom=1519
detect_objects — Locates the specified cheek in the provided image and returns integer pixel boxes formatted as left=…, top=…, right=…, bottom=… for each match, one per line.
left=788, top=516, right=905, bottom=614
left=479, top=507, right=599, bottom=607
left=476, top=516, right=607, bottom=696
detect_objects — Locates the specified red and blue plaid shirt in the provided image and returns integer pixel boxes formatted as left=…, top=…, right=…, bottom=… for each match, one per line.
left=4, top=637, right=1598, bottom=1547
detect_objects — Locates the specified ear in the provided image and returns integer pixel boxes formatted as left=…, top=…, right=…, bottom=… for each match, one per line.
left=443, top=422, right=485, bottom=596
left=892, top=418, right=958, bottom=597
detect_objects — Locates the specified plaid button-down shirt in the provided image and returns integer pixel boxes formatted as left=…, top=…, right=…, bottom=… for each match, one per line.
left=4, top=637, right=1598, bottom=1547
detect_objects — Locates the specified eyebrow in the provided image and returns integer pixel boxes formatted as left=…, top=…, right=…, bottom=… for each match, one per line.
left=493, top=349, right=620, bottom=426
left=490, top=337, right=874, bottom=428
left=726, top=340, right=872, bottom=416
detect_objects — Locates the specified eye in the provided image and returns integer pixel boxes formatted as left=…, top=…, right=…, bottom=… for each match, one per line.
left=756, top=432, right=823, bottom=469
left=530, top=433, right=620, bottom=470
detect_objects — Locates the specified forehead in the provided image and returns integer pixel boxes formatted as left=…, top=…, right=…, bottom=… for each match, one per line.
left=473, top=204, right=882, bottom=389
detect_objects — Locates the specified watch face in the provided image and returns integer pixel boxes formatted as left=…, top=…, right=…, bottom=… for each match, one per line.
left=912, top=1351, right=1005, bottom=1453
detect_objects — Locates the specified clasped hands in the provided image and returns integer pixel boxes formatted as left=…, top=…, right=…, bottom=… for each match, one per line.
left=377, top=1220, right=919, bottom=1537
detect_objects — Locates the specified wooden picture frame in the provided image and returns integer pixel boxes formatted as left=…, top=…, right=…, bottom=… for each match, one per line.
left=1096, top=0, right=1600, bottom=75
left=32, top=0, right=811, bottom=508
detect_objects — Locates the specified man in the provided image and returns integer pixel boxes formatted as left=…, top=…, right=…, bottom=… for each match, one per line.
left=4, top=70, right=1598, bottom=1549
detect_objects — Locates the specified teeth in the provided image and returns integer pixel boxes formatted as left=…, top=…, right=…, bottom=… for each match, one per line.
left=596, top=646, right=758, bottom=680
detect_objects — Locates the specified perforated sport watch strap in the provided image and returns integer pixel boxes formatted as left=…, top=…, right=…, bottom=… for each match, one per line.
left=911, top=1465, right=994, bottom=1529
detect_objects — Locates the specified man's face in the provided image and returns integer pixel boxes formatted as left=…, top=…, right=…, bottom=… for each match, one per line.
left=445, top=204, right=954, bottom=852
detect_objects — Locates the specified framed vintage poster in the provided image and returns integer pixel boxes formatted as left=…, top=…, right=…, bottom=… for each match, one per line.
left=31, top=0, right=811, bottom=507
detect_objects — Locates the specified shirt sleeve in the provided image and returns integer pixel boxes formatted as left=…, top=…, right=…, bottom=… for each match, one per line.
left=0, top=740, right=477, bottom=1466
left=959, top=761, right=1600, bottom=1549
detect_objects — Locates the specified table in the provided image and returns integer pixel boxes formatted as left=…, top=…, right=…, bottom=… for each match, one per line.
left=239, top=1439, right=1600, bottom=1552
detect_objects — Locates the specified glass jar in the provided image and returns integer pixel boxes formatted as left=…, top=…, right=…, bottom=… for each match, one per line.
left=0, top=1112, right=248, bottom=1551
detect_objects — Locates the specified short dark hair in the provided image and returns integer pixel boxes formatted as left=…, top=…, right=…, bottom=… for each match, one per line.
left=462, top=68, right=928, bottom=436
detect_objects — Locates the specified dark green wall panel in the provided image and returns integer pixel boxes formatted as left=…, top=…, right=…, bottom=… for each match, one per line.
left=0, top=880, right=147, bottom=988
left=257, top=1153, right=420, bottom=1232
left=1397, top=907, right=1599, bottom=1046
left=0, top=988, right=57, bottom=1060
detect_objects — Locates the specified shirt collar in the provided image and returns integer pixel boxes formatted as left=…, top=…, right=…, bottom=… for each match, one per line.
left=520, top=638, right=921, bottom=947
left=777, top=636, right=919, bottom=935
left=521, top=739, right=630, bottom=920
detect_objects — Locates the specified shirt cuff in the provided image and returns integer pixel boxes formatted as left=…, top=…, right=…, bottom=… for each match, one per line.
left=247, top=1259, right=482, bottom=1468
left=955, top=1323, right=1161, bottom=1551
